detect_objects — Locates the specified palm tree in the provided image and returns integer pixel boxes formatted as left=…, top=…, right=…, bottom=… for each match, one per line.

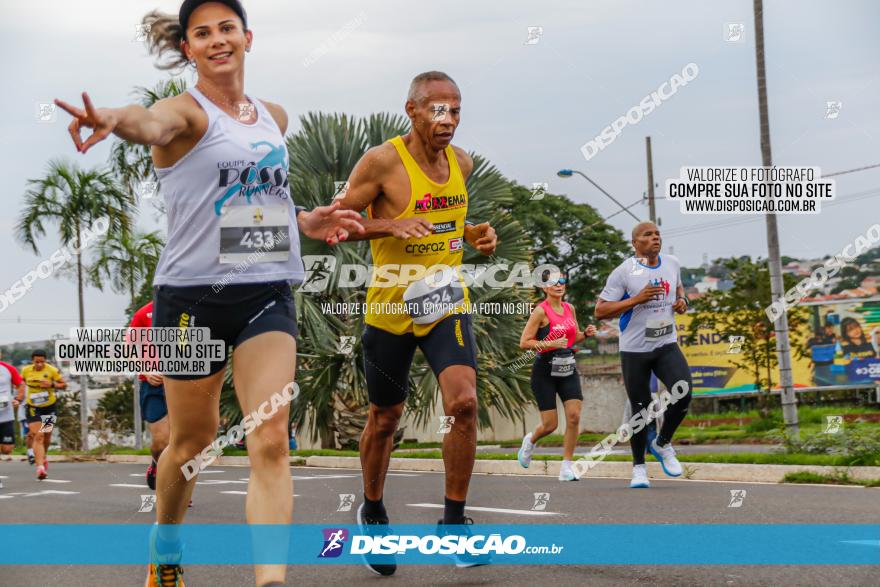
left=219, top=111, right=534, bottom=449
left=17, top=159, right=135, bottom=450
left=91, top=229, right=165, bottom=309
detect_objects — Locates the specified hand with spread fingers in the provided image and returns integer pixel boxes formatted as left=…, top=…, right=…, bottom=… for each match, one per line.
left=300, top=201, right=367, bottom=245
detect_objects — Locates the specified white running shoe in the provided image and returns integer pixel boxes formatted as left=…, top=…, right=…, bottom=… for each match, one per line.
left=558, top=461, right=578, bottom=481
left=649, top=438, right=683, bottom=477
left=630, top=464, right=650, bottom=488
left=517, top=433, right=534, bottom=468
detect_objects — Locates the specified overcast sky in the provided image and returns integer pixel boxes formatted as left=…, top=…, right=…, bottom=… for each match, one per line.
left=1, top=0, right=878, bottom=344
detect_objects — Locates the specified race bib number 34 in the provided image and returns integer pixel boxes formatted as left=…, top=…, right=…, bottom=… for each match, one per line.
left=219, top=205, right=290, bottom=264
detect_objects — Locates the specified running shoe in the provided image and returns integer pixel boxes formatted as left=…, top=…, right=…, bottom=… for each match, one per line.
left=27, top=453, right=35, bottom=465
left=517, top=433, right=534, bottom=469
left=145, top=563, right=185, bottom=587
left=146, top=459, right=157, bottom=490
left=649, top=438, right=682, bottom=477
left=146, top=526, right=185, bottom=587
left=355, top=503, right=396, bottom=576
left=558, top=461, right=578, bottom=482
left=630, top=464, right=650, bottom=488
left=436, top=517, right=492, bottom=568
left=36, top=465, right=47, bottom=480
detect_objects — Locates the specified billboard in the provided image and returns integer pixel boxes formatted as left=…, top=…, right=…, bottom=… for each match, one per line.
left=591, top=297, right=880, bottom=396
left=677, top=298, right=880, bottom=395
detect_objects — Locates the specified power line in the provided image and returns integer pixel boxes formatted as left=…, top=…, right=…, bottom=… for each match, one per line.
left=825, top=162, right=880, bottom=178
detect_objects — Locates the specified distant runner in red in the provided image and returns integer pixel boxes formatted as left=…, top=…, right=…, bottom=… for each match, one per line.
left=130, top=301, right=169, bottom=491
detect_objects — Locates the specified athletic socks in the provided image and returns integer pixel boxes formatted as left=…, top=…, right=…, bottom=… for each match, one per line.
left=443, top=497, right=466, bottom=524
left=27, top=448, right=34, bottom=457
left=362, top=495, right=387, bottom=520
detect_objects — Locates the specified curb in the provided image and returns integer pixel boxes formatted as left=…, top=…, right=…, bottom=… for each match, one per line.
left=20, top=454, right=879, bottom=484
left=304, top=456, right=880, bottom=483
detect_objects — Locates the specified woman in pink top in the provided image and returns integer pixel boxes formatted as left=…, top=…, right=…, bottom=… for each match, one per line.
left=517, top=270, right=596, bottom=481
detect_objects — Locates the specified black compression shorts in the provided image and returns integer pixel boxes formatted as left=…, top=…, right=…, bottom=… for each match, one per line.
left=362, top=314, right=478, bottom=407
left=530, top=352, right=583, bottom=411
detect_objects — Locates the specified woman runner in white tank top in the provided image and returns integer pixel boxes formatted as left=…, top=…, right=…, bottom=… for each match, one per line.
left=55, top=2, right=363, bottom=586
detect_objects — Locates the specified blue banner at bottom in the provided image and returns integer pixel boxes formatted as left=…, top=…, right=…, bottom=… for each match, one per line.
left=0, top=524, right=877, bottom=565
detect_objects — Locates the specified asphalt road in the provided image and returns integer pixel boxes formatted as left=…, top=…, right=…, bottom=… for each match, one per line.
left=1, top=460, right=877, bottom=586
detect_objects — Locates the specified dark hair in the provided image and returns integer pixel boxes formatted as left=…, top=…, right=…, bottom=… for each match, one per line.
left=32, top=350, right=47, bottom=359
left=142, top=1, right=247, bottom=72
left=840, top=317, right=866, bottom=345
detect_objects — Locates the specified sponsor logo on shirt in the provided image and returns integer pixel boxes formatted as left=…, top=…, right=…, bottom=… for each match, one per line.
left=213, top=143, right=291, bottom=215
left=405, top=242, right=446, bottom=256
left=413, top=192, right=466, bottom=213
left=448, top=237, right=463, bottom=252
left=433, top=220, right=456, bottom=234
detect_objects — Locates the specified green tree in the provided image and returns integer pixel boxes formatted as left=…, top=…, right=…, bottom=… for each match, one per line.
left=684, top=257, right=809, bottom=419
left=17, top=160, right=134, bottom=450
left=92, top=230, right=164, bottom=311
left=506, top=184, right=630, bottom=319
left=90, top=379, right=135, bottom=437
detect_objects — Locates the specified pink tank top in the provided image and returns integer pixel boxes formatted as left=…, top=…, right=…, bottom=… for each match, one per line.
left=537, top=300, right=577, bottom=354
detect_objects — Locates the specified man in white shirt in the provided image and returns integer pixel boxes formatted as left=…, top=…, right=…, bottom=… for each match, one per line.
left=596, top=222, right=693, bottom=488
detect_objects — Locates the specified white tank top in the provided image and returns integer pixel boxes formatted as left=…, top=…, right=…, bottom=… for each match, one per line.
left=153, top=88, right=304, bottom=286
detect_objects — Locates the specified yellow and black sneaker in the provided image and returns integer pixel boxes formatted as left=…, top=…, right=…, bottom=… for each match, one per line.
left=146, top=524, right=186, bottom=586
left=145, top=563, right=185, bottom=587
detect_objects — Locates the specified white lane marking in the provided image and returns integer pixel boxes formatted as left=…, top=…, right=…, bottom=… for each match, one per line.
left=41, top=479, right=71, bottom=483
left=221, top=491, right=300, bottom=496
left=237, top=475, right=359, bottom=481
left=0, top=495, right=13, bottom=499
left=407, top=503, right=562, bottom=517
left=293, top=475, right=359, bottom=480
left=111, top=483, right=148, bottom=488
left=21, top=490, right=79, bottom=497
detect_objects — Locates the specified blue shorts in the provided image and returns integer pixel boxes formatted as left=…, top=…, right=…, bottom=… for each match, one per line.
left=139, top=381, right=168, bottom=423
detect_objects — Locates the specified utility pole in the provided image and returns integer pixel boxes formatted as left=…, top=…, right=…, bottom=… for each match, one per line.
left=645, top=136, right=656, bottom=223
left=753, top=0, right=799, bottom=436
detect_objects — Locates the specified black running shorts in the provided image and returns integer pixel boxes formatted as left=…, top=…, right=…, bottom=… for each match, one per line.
left=530, top=352, right=583, bottom=411
left=362, top=314, right=478, bottom=407
left=152, top=280, right=298, bottom=380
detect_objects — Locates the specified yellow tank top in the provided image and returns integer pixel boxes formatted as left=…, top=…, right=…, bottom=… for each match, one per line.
left=22, top=364, right=61, bottom=407
left=365, top=136, right=470, bottom=336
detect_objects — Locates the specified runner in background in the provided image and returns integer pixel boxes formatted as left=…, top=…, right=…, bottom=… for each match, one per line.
left=595, top=222, right=692, bottom=489
left=517, top=270, right=596, bottom=481
left=22, top=350, right=66, bottom=480
left=130, top=301, right=169, bottom=490
left=0, top=349, right=26, bottom=460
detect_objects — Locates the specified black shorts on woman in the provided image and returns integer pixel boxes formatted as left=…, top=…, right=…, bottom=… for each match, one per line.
left=152, top=280, right=298, bottom=380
